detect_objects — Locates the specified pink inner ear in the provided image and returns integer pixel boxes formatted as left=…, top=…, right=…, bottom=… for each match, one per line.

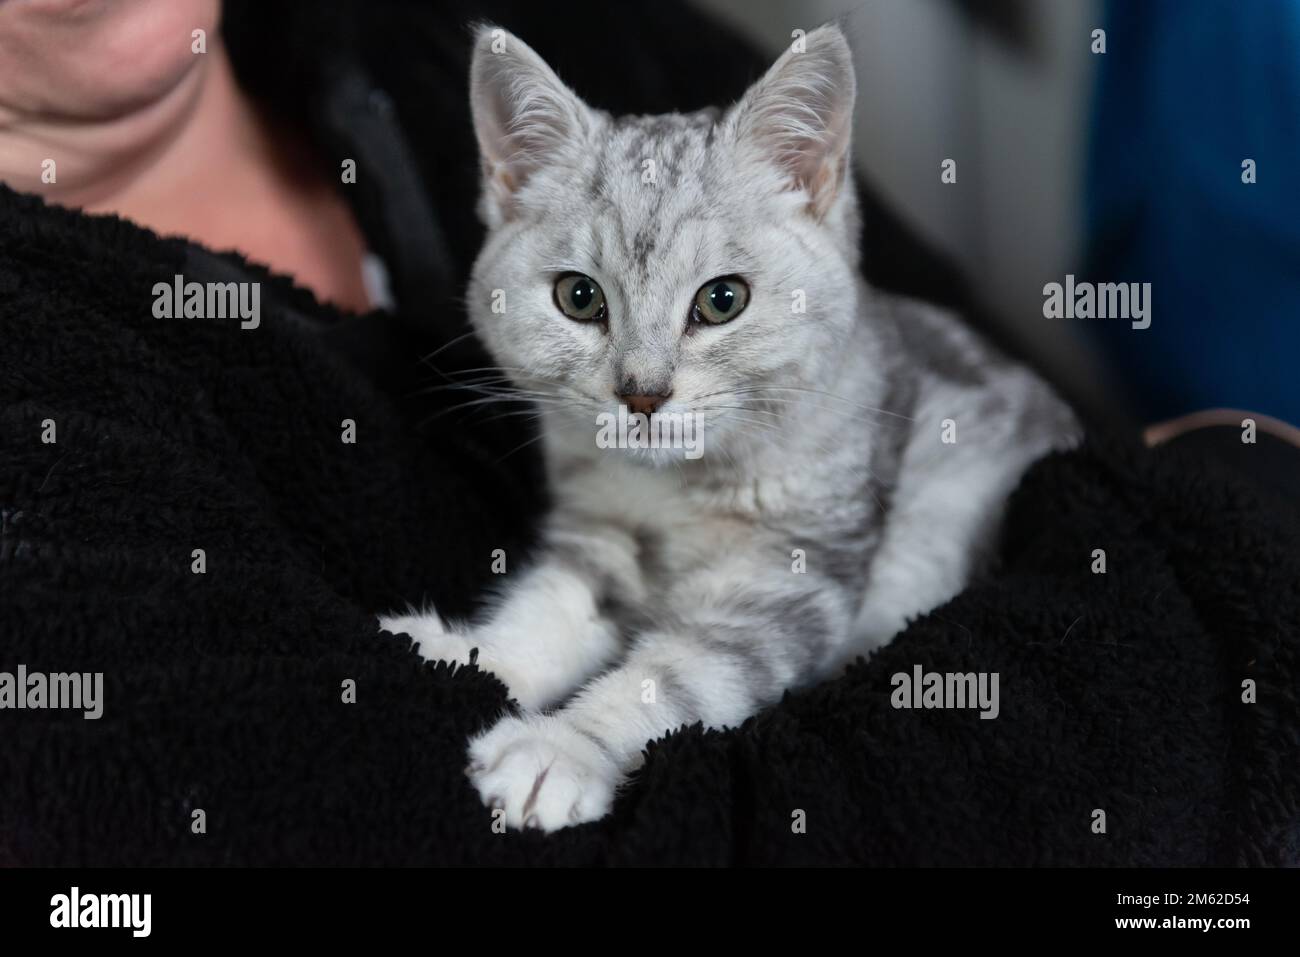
left=736, top=28, right=856, bottom=218
left=806, top=152, right=847, bottom=219
left=494, top=164, right=519, bottom=196
left=471, top=40, right=592, bottom=224
left=764, top=111, right=850, bottom=219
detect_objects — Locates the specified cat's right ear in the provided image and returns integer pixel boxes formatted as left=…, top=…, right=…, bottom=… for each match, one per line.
left=469, top=24, right=593, bottom=227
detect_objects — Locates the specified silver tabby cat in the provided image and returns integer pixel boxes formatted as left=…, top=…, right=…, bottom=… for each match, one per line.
left=380, top=23, right=1078, bottom=831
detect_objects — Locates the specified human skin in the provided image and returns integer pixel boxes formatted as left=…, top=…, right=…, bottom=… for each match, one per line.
left=0, top=0, right=370, bottom=312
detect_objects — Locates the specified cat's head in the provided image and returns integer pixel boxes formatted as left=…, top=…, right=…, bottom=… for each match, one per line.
left=466, top=23, right=861, bottom=467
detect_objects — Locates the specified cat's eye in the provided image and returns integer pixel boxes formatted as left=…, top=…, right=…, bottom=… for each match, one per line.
left=553, top=273, right=607, bottom=322
left=692, top=277, right=750, bottom=325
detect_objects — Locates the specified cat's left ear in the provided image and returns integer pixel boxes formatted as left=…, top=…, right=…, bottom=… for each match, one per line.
left=469, top=24, right=595, bottom=226
left=730, top=24, right=856, bottom=219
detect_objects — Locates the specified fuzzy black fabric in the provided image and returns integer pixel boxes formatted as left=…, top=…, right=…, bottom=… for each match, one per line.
left=2, top=0, right=1297, bottom=866
left=3, top=180, right=1298, bottom=865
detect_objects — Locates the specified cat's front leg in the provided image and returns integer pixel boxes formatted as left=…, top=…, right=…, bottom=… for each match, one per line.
left=466, top=712, right=621, bottom=829
left=379, top=524, right=641, bottom=710
left=468, top=579, right=850, bottom=829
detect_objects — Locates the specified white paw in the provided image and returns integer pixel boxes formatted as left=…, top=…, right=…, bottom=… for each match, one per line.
left=377, top=611, right=472, bottom=665
left=467, top=715, right=620, bottom=831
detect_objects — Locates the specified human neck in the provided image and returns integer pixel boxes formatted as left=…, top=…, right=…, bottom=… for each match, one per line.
left=0, top=40, right=210, bottom=210
left=0, top=41, right=372, bottom=313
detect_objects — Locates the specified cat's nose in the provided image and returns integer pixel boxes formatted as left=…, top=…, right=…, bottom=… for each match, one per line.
left=617, top=391, right=672, bottom=415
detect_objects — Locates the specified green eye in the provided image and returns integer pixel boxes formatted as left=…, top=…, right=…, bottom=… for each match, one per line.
left=554, top=273, right=607, bottom=321
left=692, top=277, right=750, bottom=325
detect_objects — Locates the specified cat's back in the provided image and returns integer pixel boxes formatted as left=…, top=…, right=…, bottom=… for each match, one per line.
left=870, top=289, right=1079, bottom=456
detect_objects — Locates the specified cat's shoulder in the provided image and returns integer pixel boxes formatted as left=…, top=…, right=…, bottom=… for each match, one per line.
left=871, top=292, right=1014, bottom=387
left=868, top=289, right=1078, bottom=447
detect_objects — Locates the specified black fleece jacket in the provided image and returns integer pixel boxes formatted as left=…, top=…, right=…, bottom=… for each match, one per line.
left=1, top=0, right=1296, bottom=866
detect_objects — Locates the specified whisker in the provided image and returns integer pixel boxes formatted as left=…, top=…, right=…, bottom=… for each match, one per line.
left=418, top=330, right=481, bottom=367
left=686, top=383, right=912, bottom=424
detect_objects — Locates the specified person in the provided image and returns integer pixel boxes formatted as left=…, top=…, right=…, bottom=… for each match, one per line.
left=5, top=0, right=1290, bottom=450
left=0, top=0, right=375, bottom=311
left=1, top=0, right=1294, bottom=865
left=0, top=0, right=935, bottom=865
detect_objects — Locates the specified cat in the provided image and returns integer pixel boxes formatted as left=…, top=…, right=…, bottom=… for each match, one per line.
left=379, top=22, right=1078, bottom=831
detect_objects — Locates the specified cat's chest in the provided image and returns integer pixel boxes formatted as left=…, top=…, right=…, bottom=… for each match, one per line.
left=550, top=454, right=843, bottom=562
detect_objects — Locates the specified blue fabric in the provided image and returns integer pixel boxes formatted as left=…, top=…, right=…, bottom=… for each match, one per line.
left=1085, top=0, right=1300, bottom=424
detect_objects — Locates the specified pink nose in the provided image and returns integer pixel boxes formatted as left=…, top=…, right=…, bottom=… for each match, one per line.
left=619, top=393, right=670, bottom=415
